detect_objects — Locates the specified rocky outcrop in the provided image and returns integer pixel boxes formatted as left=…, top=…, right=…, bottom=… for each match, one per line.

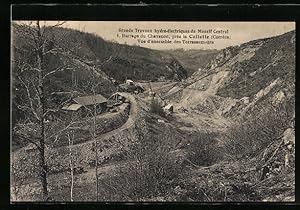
left=168, top=30, right=295, bottom=121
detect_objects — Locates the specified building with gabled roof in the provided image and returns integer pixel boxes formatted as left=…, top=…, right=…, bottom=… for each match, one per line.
left=62, top=94, right=108, bottom=116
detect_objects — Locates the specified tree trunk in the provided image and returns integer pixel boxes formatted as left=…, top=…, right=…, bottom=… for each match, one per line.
left=94, top=104, right=99, bottom=201
left=38, top=102, right=48, bottom=200
left=68, top=132, right=74, bottom=201
left=36, top=21, right=48, bottom=200
left=38, top=140, right=48, bottom=200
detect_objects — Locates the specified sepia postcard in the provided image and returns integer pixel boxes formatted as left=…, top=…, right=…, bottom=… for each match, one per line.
left=11, top=21, right=295, bottom=202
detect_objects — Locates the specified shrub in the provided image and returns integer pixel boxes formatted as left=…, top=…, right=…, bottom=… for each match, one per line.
left=186, top=132, right=222, bottom=166
left=97, top=120, right=184, bottom=201
left=223, top=103, right=294, bottom=159
left=149, top=99, right=165, bottom=117
left=177, top=170, right=262, bottom=202
left=98, top=152, right=183, bottom=201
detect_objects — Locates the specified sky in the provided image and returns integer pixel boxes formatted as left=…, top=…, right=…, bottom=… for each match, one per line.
left=28, top=21, right=296, bottom=50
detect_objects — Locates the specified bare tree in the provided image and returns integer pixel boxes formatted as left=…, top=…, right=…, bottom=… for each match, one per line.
left=12, top=21, right=67, bottom=201
left=81, top=70, right=105, bottom=201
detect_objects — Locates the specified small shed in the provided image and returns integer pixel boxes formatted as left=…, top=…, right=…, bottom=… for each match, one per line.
left=135, top=83, right=145, bottom=93
left=149, top=90, right=156, bottom=97
left=126, top=79, right=134, bottom=85
left=107, top=93, right=125, bottom=108
left=163, top=104, right=174, bottom=114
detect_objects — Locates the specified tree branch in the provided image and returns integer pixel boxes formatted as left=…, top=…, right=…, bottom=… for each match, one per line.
left=43, top=67, right=68, bottom=79
left=47, top=21, right=67, bottom=29
left=17, top=75, right=41, bottom=122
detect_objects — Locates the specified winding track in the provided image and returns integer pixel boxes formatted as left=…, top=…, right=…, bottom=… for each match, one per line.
left=70, top=92, right=138, bottom=148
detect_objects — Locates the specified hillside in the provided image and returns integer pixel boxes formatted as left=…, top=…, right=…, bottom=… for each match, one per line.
left=12, top=24, right=117, bottom=120
left=164, top=49, right=219, bottom=76
left=11, top=23, right=187, bottom=123
left=165, top=30, right=295, bottom=118
left=12, top=23, right=188, bottom=97
left=159, top=30, right=295, bottom=201
left=46, top=26, right=187, bottom=82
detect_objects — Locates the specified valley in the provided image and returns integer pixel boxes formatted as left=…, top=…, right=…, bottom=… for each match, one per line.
left=11, top=22, right=295, bottom=202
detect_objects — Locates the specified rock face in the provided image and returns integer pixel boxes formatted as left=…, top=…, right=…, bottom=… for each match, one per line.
left=167, top=59, right=188, bottom=81
left=166, top=30, right=295, bottom=119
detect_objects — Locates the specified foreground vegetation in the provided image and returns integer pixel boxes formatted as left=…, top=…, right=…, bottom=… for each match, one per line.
left=11, top=97, right=294, bottom=202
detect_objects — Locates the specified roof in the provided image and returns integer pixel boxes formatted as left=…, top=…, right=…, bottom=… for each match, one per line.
left=135, top=83, right=146, bottom=90
left=62, top=104, right=82, bottom=111
left=108, top=93, right=124, bottom=99
left=164, top=104, right=173, bottom=109
left=73, top=94, right=107, bottom=106
left=119, top=83, right=129, bottom=88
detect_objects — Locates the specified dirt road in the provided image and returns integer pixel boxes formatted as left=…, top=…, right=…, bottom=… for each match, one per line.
left=67, top=92, right=138, bottom=149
